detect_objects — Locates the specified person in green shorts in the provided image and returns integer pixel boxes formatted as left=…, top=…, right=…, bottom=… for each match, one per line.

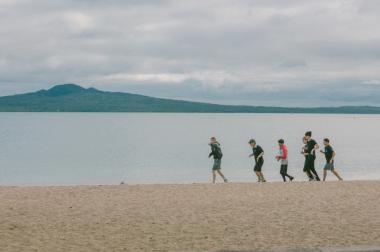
left=320, top=138, right=343, bottom=181
left=208, top=137, right=228, bottom=183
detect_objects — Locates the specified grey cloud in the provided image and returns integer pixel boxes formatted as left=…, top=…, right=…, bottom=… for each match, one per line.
left=0, top=0, right=380, bottom=106
left=279, top=60, right=307, bottom=68
left=85, top=78, right=380, bottom=107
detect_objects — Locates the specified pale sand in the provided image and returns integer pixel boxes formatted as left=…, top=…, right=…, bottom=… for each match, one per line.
left=1, top=181, right=380, bottom=252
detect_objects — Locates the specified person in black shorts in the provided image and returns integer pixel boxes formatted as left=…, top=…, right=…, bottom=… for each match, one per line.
left=304, top=131, right=321, bottom=181
left=208, top=137, right=228, bottom=183
left=249, top=139, right=266, bottom=182
left=320, top=138, right=343, bottom=181
left=301, top=136, right=314, bottom=181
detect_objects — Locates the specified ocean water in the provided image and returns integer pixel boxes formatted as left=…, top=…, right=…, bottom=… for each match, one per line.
left=0, top=113, right=379, bottom=186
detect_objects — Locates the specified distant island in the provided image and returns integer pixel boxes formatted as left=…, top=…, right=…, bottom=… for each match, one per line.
left=0, top=83, right=379, bottom=113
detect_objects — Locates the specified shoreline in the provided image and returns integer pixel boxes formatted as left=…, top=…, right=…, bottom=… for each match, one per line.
left=1, top=179, right=379, bottom=188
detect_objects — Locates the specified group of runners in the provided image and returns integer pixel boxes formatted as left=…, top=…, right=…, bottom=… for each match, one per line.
left=208, top=131, right=343, bottom=183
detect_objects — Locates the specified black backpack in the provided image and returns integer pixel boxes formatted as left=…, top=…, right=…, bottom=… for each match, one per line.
left=214, top=144, right=223, bottom=158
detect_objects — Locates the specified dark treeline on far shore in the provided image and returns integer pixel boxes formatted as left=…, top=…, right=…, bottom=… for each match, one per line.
left=1, top=84, right=380, bottom=113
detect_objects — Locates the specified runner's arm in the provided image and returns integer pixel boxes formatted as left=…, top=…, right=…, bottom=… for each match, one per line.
left=208, top=146, right=214, bottom=158
left=257, top=152, right=264, bottom=160
left=330, top=151, right=336, bottom=163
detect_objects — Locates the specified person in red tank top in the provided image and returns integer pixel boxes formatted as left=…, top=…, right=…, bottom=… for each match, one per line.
left=276, top=139, right=294, bottom=182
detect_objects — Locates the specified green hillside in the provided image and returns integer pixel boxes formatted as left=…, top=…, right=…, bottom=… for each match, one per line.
left=0, top=84, right=379, bottom=113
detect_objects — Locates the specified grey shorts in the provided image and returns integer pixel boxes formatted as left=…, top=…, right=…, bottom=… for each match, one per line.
left=324, top=163, right=335, bottom=171
left=213, top=159, right=222, bottom=170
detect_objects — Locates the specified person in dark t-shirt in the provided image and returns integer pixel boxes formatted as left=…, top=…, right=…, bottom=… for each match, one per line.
left=208, top=137, right=228, bottom=183
left=249, top=139, right=266, bottom=182
left=320, top=138, right=343, bottom=181
left=304, top=131, right=321, bottom=181
left=301, top=137, right=314, bottom=181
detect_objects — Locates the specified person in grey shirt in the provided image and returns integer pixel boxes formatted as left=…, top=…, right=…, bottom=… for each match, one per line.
left=208, top=137, right=228, bottom=183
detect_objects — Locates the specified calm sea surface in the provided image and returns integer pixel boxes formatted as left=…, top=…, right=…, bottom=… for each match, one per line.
left=0, top=113, right=379, bottom=186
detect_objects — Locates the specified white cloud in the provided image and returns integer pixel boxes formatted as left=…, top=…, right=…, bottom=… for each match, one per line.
left=62, top=11, right=93, bottom=32
left=102, top=71, right=239, bottom=86
left=363, top=80, right=380, bottom=86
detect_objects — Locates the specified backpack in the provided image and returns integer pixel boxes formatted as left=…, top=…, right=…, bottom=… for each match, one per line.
left=214, top=144, right=223, bottom=158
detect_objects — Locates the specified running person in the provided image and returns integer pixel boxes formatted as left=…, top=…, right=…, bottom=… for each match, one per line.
left=276, top=139, right=294, bottom=182
left=249, top=139, right=266, bottom=182
left=320, top=138, right=343, bottom=181
left=304, top=131, right=321, bottom=181
left=301, top=136, right=314, bottom=181
left=208, top=137, right=228, bottom=183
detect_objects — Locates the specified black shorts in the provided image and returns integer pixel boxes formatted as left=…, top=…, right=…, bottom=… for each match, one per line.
left=254, top=160, right=264, bottom=172
left=303, top=158, right=308, bottom=172
left=304, top=155, right=315, bottom=171
left=280, top=164, right=288, bottom=174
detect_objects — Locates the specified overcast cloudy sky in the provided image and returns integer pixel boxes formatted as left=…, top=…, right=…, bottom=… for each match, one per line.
left=1, top=0, right=380, bottom=106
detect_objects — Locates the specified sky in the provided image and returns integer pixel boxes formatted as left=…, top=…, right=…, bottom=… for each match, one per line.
left=0, top=0, right=380, bottom=106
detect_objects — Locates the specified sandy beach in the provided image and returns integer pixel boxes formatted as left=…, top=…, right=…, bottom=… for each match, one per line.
left=1, top=181, right=380, bottom=252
